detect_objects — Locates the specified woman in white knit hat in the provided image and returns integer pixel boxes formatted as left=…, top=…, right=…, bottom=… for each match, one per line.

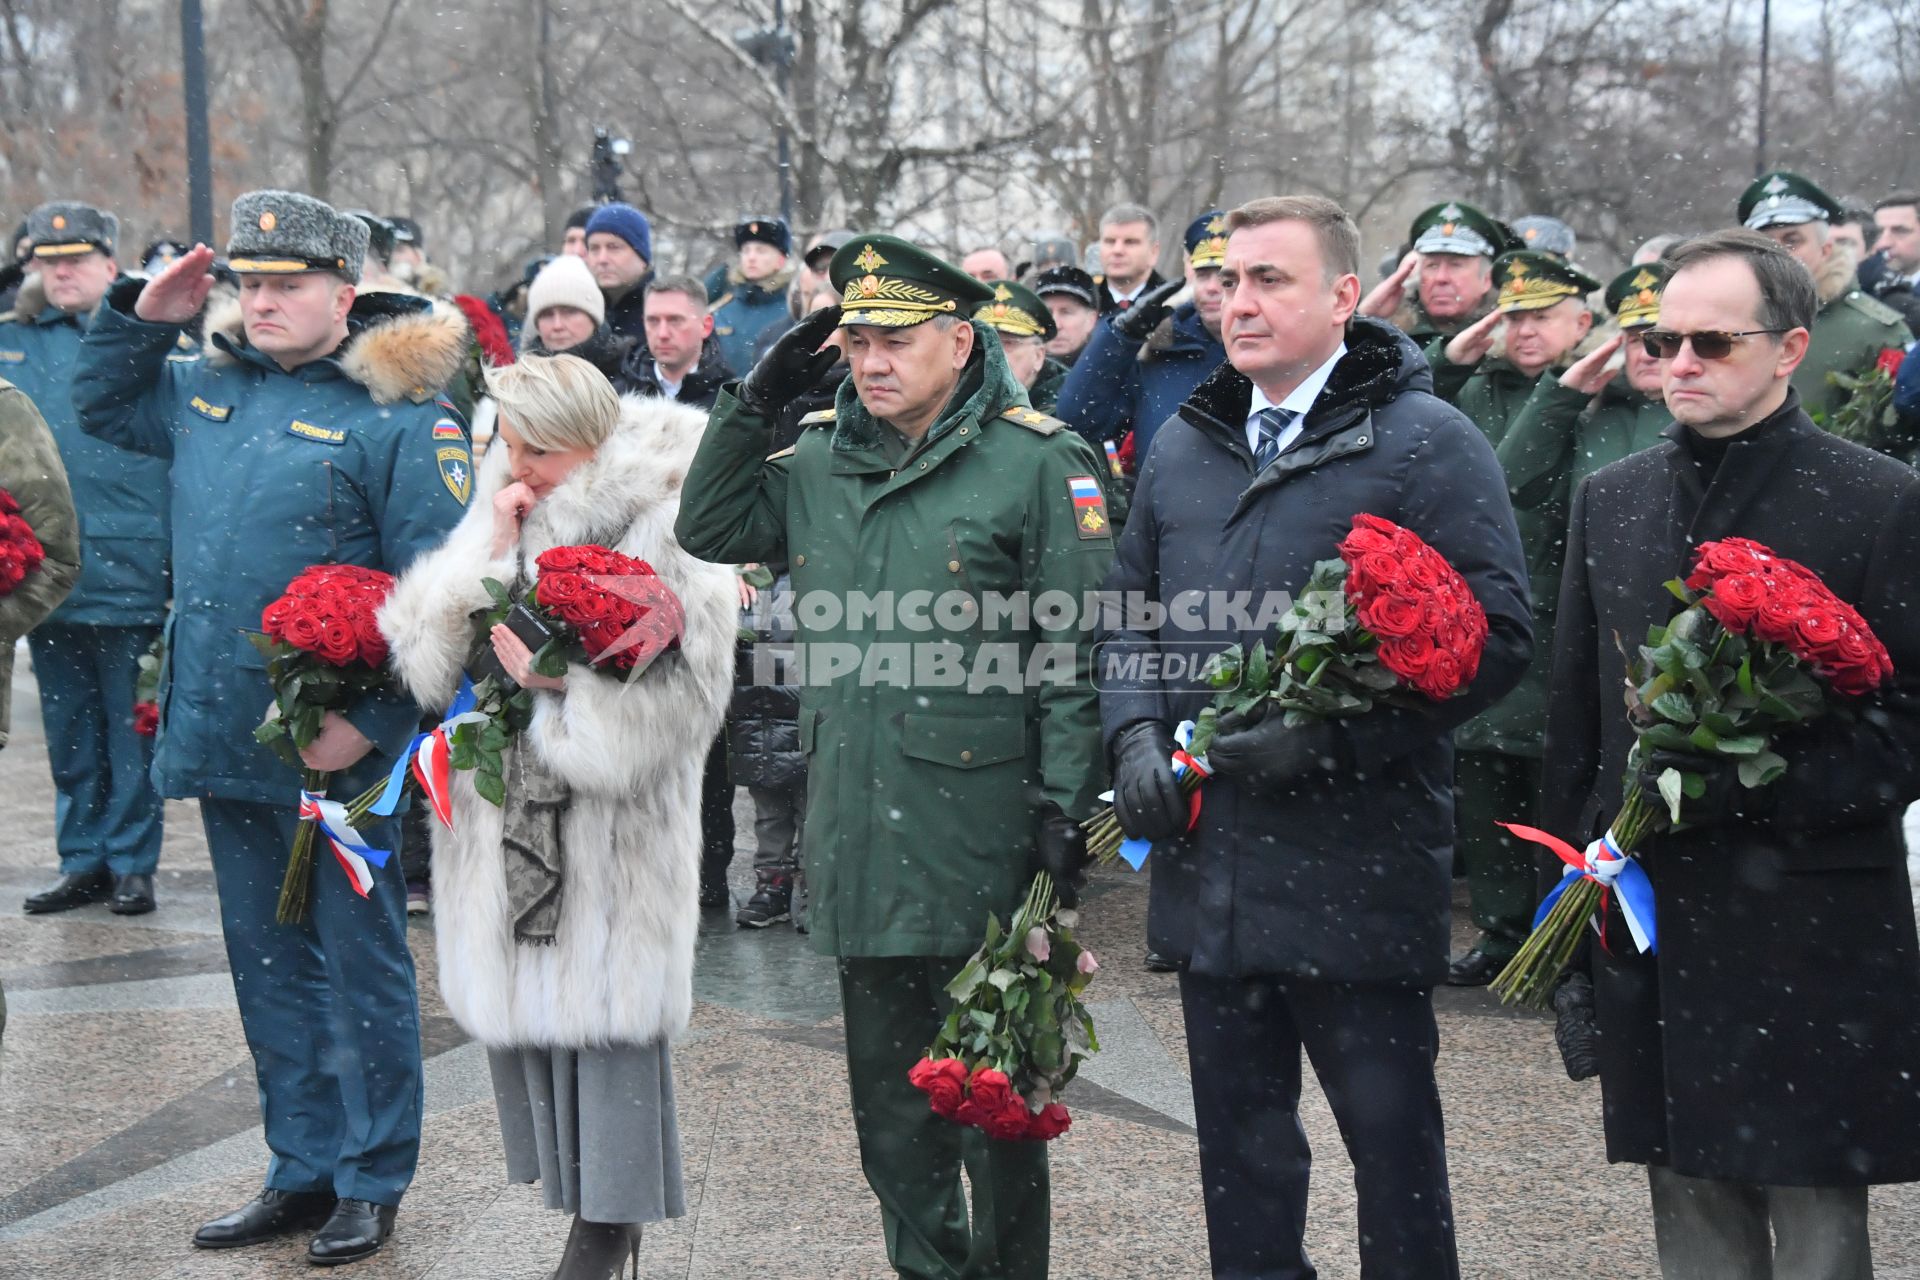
left=472, top=255, right=628, bottom=455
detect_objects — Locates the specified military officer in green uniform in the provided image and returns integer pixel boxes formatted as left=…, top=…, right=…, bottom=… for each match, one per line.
left=72, top=191, right=470, bottom=1264
left=974, top=278, right=1067, bottom=412
left=1361, top=200, right=1517, bottom=345
left=1495, top=262, right=1674, bottom=502
left=677, top=234, right=1112, bottom=1280
left=1427, top=249, right=1603, bottom=985
left=1739, top=169, right=1913, bottom=424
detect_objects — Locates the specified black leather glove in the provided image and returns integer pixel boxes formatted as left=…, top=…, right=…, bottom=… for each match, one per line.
left=1551, top=971, right=1601, bottom=1081
left=1204, top=708, right=1345, bottom=796
left=1634, top=747, right=1758, bottom=828
left=1034, top=801, right=1092, bottom=908
left=740, top=305, right=843, bottom=417
left=1111, top=720, right=1187, bottom=842
left=1111, top=277, right=1186, bottom=343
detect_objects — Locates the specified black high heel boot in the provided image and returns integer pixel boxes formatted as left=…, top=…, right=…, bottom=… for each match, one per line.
left=553, top=1217, right=641, bottom=1280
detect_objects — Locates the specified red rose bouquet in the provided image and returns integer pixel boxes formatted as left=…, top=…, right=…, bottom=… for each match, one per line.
left=1491, top=536, right=1893, bottom=1007
left=132, top=632, right=163, bottom=737
left=910, top=873, right=1096, bottom=1142
left=0, top=487, right=47, bottom=596
left=523, top=544, right=683, bottom=673
left=1082, top=512, right=1490, bottom=863
left=249, top=564, right=398, bottom=922
left=338, top=543, right=687, bottom=830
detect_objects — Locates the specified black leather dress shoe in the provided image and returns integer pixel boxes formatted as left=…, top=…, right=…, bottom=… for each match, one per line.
left=193, top=1189, right=336, bottom=1249
left=308, top=1197, right=397, bottom=1265
left=22, top=868, right=113, bottom=914
left=110, top=872, right=156, bottom=915
left=1143, top=950, right=1179, bottom=973
left=1445, top=946, right=1509, bottom=987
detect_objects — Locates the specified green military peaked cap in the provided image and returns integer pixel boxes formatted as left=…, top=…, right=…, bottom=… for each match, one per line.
left=829, top=234, right=996, bottom=328
left=27, top=201, right=118, bottom=258
left=1493, top=250, right=1601, bottom=312
left=1409, top=201, right=1515, bottom=258
left=973, top=279, right=1057, bottom=341
left=1739, top=170, right=1842, bottom=230
left=226, top=190, right=370, bottom=282
left=1604, top=262, right=1670, bottom=329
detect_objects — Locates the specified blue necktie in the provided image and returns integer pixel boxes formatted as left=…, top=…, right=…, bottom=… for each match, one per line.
left=1253, top=407, right=1297, bottom=471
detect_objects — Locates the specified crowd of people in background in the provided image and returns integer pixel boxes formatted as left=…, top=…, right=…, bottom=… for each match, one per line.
left=1, top=167, right=1918, bottom=1280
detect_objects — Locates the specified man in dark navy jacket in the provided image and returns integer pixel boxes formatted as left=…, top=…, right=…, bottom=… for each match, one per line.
left=1098, top=195, right=1532, bottom=1278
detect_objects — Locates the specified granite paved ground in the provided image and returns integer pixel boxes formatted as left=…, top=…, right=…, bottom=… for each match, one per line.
left=3, top=654, right=1918, bottom=1279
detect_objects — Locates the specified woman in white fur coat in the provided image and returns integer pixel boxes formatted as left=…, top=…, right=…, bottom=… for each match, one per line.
left=379, top=354, right=735, bottom=1280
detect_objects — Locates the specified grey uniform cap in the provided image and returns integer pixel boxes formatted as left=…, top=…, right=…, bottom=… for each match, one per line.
left=27, top=201, right=119, bottom=258
left=226, top=190, right=369, bottom=282
left=1510, top=215, right=1576, bottom=260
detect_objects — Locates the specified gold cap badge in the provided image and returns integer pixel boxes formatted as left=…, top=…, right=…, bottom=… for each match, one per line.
left=51, top=214, right=67, bottom=230
left=853, top=244, right=887, bottom=273
left=259, top=211, right=277, bottom=232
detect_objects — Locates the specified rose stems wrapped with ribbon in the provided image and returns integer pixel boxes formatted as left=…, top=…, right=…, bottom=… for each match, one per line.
left=1489, top=788, right=1660, bottom=1009
left=250, top=564, right=398, bottom=923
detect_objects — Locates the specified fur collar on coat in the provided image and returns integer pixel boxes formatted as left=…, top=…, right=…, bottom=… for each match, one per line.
left=379, top=394, right=738, bottom=1048
left=201, top=290, right=471, bottom=406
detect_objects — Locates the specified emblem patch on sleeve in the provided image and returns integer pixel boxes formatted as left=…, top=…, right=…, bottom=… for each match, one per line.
left=431, top=417, right=465, bottom=441
left=437, top=446, right=472, bottom=504
left=1067, top=474, right=1109, bottom=539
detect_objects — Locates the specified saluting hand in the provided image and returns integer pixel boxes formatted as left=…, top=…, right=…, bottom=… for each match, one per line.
left=1358, top=250, right=1419, bottom=319
left=1443, top=307, right=1506, bottom=367
left=1558, top=332, right=1625, bottom=396
left=135, top=243, right=218, bottom=325
left=741, top=305, right=844, bottom=417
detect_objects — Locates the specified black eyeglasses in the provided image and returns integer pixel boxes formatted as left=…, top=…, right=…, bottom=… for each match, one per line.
left=1638, top=328, right=1791, bottom=360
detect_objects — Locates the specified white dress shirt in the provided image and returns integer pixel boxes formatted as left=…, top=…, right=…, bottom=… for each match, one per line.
left=1245, top=342, right=1348, bottom=457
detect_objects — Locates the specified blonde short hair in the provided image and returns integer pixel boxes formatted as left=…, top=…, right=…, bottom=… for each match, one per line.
left=482, top=353, right=620, bottom=452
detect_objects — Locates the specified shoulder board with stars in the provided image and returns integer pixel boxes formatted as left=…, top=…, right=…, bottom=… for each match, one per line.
left=799, top=408, right=837, bottom=426
left=1001, top=406, right=1065, bottom=435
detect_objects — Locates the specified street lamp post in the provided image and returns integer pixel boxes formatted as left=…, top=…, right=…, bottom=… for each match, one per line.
left=735, top=10, right=796, bottom=226
left=180, top=0, right=213, bottom=245
left=1755, top=0, right=1772, bottom=177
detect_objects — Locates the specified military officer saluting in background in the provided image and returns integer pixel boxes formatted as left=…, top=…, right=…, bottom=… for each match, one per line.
left=71, top=191, right=471, bottom=1265
left=2, top=202, right=172, bottom=918
left=1737, top=169, right=1913, bottom=426
left=677, top=235, right=1112, bottom=1280
left=1360, top=200, right=1515, bottom=346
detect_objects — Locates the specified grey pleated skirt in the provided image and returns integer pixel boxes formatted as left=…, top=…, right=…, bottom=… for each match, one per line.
left=488, top=1038, right=687, bottom=1225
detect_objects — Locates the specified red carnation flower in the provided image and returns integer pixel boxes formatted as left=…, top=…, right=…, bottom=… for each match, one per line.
left=132, top=701, right=160, bottom=736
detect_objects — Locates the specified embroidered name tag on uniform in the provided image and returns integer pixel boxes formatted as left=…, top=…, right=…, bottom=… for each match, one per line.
left=437, top=446, right=472, bottom=504
left=287, top=419, right=346, bottom=445
left=1067, top=475, right=1109, bottom=539
left=189, top=396, right=232, bottom=422
left=431, top=418, right=464, bottom=441
left=0, top=350, right=23, bottom=364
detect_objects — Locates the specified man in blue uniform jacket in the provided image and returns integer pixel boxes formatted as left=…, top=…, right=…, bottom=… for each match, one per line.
left=71, top=190, right=470, bottom=1265
left=4, top=201, right=172, bottom=918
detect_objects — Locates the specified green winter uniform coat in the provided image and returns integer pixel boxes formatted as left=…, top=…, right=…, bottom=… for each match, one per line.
left=675, top=321, right=1114, bottom=957
left=1029, top=355, right=1071, bottom=414
left=1498, top=372, right=1670, bottom=502
left=1428, top=340, right=1558, bottom=755
left=0, top=379, right=81, bottom=745
left=1799, top=249, right=1914, bottom=425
